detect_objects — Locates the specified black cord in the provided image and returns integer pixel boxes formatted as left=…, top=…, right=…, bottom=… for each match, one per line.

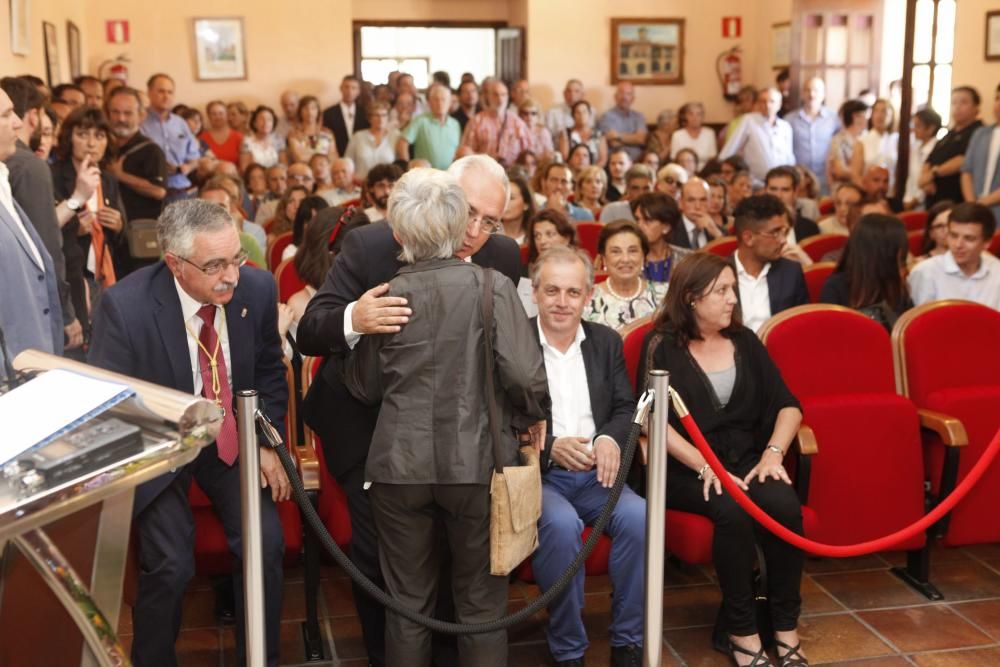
left=272, top=419, right=643, bottom=634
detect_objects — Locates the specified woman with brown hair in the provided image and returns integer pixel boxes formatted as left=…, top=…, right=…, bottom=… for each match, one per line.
left=640, top=252, right=807, bottom=667
left=526, top=208, right=577, bottom=268
left=267, top=184, right=309, bottom=238
left=287, top=95, right=337, bottom=164
left=585, top=220, right=667, bottom=330
left=200, top=100, right=243, bottom=165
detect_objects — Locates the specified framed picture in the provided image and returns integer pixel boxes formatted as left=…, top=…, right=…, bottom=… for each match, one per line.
left=67, top=20, right=81, bottom=79
left=192, top=17, right=247, bottom=81
left=987, top=11, right=1000, bottom=62
left=772, top=22, right=791, bottom=69
left=42, top=21, right=60, bottom=87
left=9, top=0, right=29, bottom=55
left=610, top=18, right=684, bottom=85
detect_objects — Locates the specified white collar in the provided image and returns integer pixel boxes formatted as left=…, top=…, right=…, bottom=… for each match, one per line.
left=537, top=319, right=586, bottom=357
left=942, top=251, right=989, bottom=280
left=0, top=162, right=9, bottom=181
left=734, top=250, right=771, bottom=280
left=174, top=277, right=216, bottom=323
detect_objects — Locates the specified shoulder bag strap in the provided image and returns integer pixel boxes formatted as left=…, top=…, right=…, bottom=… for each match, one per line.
left=480, top=268, right=505, bottom=474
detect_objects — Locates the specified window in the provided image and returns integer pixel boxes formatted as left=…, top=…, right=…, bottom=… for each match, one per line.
left=800, top=12, right=877, bottom=112
left=911, top=0, right=955, bottom=126
left=357, top=26, right=496, bottom=86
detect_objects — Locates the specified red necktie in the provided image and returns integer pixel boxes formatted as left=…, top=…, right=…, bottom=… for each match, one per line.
left=196, top=304, right=239, bottom=465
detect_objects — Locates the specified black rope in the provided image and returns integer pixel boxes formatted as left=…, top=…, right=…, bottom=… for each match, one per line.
left=271, top=419, right=643, bottom=634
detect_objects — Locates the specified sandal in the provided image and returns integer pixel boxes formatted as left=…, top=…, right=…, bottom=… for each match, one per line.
left=729, top=639, right=772, bottom=667
left=775, top=638, right=809, bottom=667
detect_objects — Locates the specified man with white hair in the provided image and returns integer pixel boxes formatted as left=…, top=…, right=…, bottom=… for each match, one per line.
left=395, top=83, right=461, bottom=169
left=321, top=157, right=361, bottom=206
left=547, top=79, right=585, bottom=139
left=297, top=155, right=523, bottom=667
left=719, top=87, right=795, bottom=187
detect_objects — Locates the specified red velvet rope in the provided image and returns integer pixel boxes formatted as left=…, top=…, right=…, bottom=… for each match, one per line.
left=678, top=412, right=1000, bottom=557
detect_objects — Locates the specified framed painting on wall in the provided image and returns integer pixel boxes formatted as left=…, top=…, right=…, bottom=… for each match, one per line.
left=43, top=20, right=60, bottom=86
left=67, top=21, right=81, bottom=79
left=610, top=18, right=684, bottom=85
left=772, top=22, right=791, bottom=69
left=10, top=0, right=29, bottom=55
left=987, top=11, right=1000, bottom=61
left=193, top=17, right=247, bottom=81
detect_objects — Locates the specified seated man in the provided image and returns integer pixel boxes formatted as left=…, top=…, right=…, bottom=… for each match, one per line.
left=363, top=162, right=403, bottom=224
left=530, top=245, right=644, bottom=667
left=600, top=164, right=655, bottom=223
left=908, top=202, right=1000, bottom=309
left=732, top=194, right=809, bottom=332
left=673, top=177, right=726, bottom=249
left=818, top=182, right=863, bottom=235
left=860, top=164, right=891, bottom=206
left=541, top=161, right=594, bottom=221
left=605, top=148, right=631, bottom=202
left=322, top=157, right=362, bottom=206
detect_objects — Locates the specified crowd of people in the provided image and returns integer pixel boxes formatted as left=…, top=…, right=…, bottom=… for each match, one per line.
left=1, top=64, right=999, bottom=667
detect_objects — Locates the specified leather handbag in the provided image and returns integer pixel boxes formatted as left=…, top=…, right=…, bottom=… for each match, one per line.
left=125, top=218, right=162, bottom=260
left=480, top=268, right=542, bottom=576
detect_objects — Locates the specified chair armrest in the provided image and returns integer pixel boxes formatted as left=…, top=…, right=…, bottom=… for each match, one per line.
left=792, top=425, right=817, bottom=506
left=638, top=434, right=648, bottom=466
left=918, top=409, right=968, bottom=447
left=794, top=425, right=818, bottom=456
left=291, top=431, right=322, bottom=491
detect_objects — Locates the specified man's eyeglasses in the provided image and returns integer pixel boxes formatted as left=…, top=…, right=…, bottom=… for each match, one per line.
left=469, top=206, right=503, bottom=235
left=755, top=226, right=791, bottom=240
left=175, top=251, right=249, bottom=275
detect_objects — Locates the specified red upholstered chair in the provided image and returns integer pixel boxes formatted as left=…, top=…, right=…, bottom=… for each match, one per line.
left=989, top=232, right=1000, bottom=257
left=594, top=271, right=609, bottom=284
left=759, top=305, right=939, bottom=598
left=520, top=244, right=530, bottom=267
left=898, top=211, right=928, bottom=232
left=268, top=232, right=294, bottom=271
left=274, top=258, right=307, bottom=303
left=702, top=235, right=738, bottom=258
left=576, top=222, right=603, bottom=259
left=908, top=230, right=925, bottom=258
left=620, top=315, right=655, bottom=394
left=893, top=301, right=997, bottom=548
left=798, top=233, right=847, bottom=262
left=802, top=261, right=836, bottom=303
left=818, top=196, right=834, bottom=216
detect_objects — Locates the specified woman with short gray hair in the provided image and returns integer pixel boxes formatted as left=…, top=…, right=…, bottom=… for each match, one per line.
left=346, top=167, right=549, bottom=667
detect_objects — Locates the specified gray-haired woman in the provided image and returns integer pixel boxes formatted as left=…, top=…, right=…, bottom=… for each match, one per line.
left=345, top=168, right=549, bottom=667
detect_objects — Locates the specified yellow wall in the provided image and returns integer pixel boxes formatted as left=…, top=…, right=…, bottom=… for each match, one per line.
left=0, top=0, right=87, bottom=86
left=351, top=0, right=511, bottom=23
left=952, top=0, right=1000, bottom=118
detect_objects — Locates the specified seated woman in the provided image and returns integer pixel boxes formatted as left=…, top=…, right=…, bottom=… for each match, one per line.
left=502, top=173, right=535, bottom=246
left=226, top=101, right=251, bottom=135
left=641, top=252, right=807, bottom=667
left=243, top=162, right=270, bottom=220
left=916, top=200, right=953, bottom=261
left=239, top=106, right=287, bottom=171
left=707, top=176, right=733, bottom=231
left=283, top=195, right=330, bottom=262
left=631, top=191, right=691, bottom=284
left=645, top=110, right=677, bottom=163
left=585, top=220, right=668, bottom=330
left=286, top=95, right=337, bottom=164
left=344, top=168, right=548, bottom=667
left=674, top=147, right=700, bottom=179
left=558, top=100, right=608, bottom=168
left=670, top=101, right=718, bottom=167
left=566, top=143, right=593, bottom=177
left=525, top=208, right=577, bottom=270
left=728, top=169, right=753, bottom=213
left=639, top=149, right=661, bottom=175
left=267, top=184, right=309, bottom=239
left=820, top=214, right=912, bottom=330
left=575, top=165, right=607, bottom=219
left=656, top=163, right=688, bottom=201
left=518, top=100, right=555, bottom=160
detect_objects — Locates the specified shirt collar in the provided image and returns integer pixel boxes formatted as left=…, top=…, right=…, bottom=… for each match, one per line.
left=734, top=251, right=771, bottom=281
left=174, top=277, right=215, bottom=323
left=0, top=162, right=9, bottom=182
left=942, top=251, right=989, bottom=279
left=536, top=319, right=586, bottom=357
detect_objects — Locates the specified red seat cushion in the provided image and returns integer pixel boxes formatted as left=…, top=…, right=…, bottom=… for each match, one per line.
left=666, top=510, right=714, bottom=564
left=622, top=320, right=655, bottom=393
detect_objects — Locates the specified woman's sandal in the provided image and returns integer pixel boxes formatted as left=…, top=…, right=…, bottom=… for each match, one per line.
left=774, top=638, right=809, bottom=667
left=729, top=640, right=772, bottom=666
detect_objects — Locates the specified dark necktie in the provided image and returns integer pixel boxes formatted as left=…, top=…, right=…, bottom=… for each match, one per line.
left=196, top=304, right=239, bottom=465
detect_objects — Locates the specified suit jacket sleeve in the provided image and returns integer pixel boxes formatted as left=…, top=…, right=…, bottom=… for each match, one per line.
left=595, top=331, right=636, bottom=447
left=88, top=289, right=136, bottom=376
left=491, top=274, right=549, bottom=429
left=474, top=234, right=523, bottom=287
left=344, top=333, right=384, bottom=406
left=254, top=277, right=289, bottom=434
left=790, top=262, right=809, bottom=307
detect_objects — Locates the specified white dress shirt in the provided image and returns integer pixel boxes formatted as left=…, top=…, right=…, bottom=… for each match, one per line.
left=537, top=320, right=598, bottom=442
left=0, top=162, right=44, bottom=269
left=719, top=113, right=795, bottom=186
left=682, top=216, right=707, bottom=249
left=907, top=251, right=1000, bottom=310
left=734, top=251, right=772, bottom=333
left=340, top=102, right=357, bottom=136
left=983, top=126, right=1000, bottom=198
left=175, top=279, right=233, bottom=395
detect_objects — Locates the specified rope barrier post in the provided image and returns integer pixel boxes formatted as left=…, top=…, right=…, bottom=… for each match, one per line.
left=236, top=390, right=266, bottom=667
left=644, top=371, right=669, bottom=667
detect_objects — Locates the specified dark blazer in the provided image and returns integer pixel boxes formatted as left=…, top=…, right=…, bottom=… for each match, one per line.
left=529, top=319, right=636, bottom=471
left=323, top=104, right=371, bottom=157
left=297, top=220, right=523, bottom=483
left=794, top=213, right=820, bottom=242
left=731, top=255, right=809, bottom=317
left=88, top=261, right=288, bottom=514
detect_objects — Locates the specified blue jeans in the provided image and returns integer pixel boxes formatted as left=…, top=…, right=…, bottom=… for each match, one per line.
left=532, top=468, right=646, bottom=661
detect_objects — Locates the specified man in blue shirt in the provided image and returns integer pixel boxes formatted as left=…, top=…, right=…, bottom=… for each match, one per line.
left=140, top=73, right=200, bottom=202
left=961, top=83, right=1000, bottom=223
left=542, top=162, right=594, bottom=221
left=598, top=83, right=647, bottom=161
left=787, top=77, right=840, bottom=196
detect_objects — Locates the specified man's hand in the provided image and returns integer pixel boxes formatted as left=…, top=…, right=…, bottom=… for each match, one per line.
left=781, top=243, right=814, bottom=266
left=550, top=436, right=595, bottom=471
left=259, top=447, right=291, bottom=502
left=546, top=191, right=567, bottom=212
left=64, top=319, right=83, bottom=349
left=593, top=436, right=620, bottom=488
left=97, top=207, right=124, bottom=233
left=72, top=155, right=100, bottom=203
left=691, top=212, right=723, bottom=238
left=351, top=283, right=411, bottom=334
left=527, top=420, right=547, bottom=455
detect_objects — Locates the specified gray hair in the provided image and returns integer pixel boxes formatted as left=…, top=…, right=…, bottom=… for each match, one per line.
left=447, top=154, right=511, bottom=208
left=388, top=168, right=468, bottom=264
left=624, top=163, right=655, bottom=185
left=530, top=245, right=595, bottom=290
left=157, top=199, right=235, bottom=258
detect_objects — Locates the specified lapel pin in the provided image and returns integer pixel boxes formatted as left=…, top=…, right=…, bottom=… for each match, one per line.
left=241, top=307, right=248, bottom=318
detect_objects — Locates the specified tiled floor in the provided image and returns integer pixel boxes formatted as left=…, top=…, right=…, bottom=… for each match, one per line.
left=116, top=543, right=1000, bottom=665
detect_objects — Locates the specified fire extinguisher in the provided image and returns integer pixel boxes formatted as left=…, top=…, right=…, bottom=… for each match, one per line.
left=98, top=54, right=131, bottom=84
left=716, top=46, right=743, bottom=102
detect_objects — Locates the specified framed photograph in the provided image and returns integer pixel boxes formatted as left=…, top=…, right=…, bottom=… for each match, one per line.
left=192, top=17, right=247, bottom=81
left=42, top=21, right=60, bottom=87
left=987, top=11, right=1000, bottom=62
left=9, top=0, right=29, bottom=55
left=772, top=22, right=791, bottom=69
left=610, top=18, right=684, bottom=85
left=67, top=20, right=81, bottom=79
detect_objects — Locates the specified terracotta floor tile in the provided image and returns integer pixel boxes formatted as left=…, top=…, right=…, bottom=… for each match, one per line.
left=661, top=584, right=722, bottom=629
left=664, top=625, right=740, bottom=667
left=951, top=599, right=1000, bottom=641
left=796, top=613, right=895, bottom=663
left=282, top=578, right=310, bottom=622
left=116, top=603, right=133, bottom=636
left=812, top=569, right=927, bottom=610
left=506, top=598, right=549, bottom=644
left=928, top=559, right=1000, bottom=602
left=859, top=605, right=994, bottom=653
left=173, top=627, right=222, bottom=667
left=180, top=586, right=221, bottom=629
left=801, top=575, right=846, bottom=615
left=319, top=575, right=359, bottom=618
left=328, top=616, right=368, bottom=660
left=821, top=657, right=912, bottom=666
left=804, top=554, right=891, bottom=575
left=911, top=646, right=1000, bottom=666
left=880, top=545, right=973, bottom=567
left=964, top=544, right=1000, bottom=562
left=664, top=557, right=714, bottom=587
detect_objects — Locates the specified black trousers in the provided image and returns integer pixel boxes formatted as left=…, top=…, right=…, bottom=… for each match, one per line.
left=666, top=471, right=804, bottom=636
left=131, top=443, right=285, bottom=667
left=370, top=483, right=508, bottom=667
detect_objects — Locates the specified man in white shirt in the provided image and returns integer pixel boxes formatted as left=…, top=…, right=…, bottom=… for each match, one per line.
left=719, top=88, right=795, bottom=187
left=323, top=75, right=369, bottom=157
left=676, top=177, right=725, bottom=249
left=732, top=195, right=809, bottom=332
left=546, top=79, right=584, bottom=141
left=528, top=245, right=644, bottom=666
left=320, top=157, right=361, bottom=206
left=274, top=90, right=299, bottom=141
left=909, top=202, right=1000, bottom=309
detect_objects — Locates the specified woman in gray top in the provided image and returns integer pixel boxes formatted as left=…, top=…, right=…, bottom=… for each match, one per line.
left=346, top=168, right=549, bottom=667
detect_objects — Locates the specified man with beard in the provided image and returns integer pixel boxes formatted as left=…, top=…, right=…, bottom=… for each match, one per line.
left=362, top=162, right=402, bottom=223
left=297, top=155, right=524, bottom=667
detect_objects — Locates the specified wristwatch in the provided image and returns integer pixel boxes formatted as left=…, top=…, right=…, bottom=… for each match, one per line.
left=66, top=197, right=83, bottom=211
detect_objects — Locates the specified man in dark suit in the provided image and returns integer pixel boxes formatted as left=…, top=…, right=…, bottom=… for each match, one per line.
left=731, top=194, right=809, bottom=333
left=323, top=75, right=370, bottom=158
left=88, top=199, right=290, bottom=667
left=527, top=246, right=643, bottom=667
left=296, top=155, right=522, bottom=666
left=765, top=165, right=820, bottom=242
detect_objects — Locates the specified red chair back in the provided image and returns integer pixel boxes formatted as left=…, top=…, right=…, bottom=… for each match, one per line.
left=989, top=232, right=1000, bottom=257
left=802, top=262, right=836, bottom=304
left=818, top=196, right=834, bottom=216
left=594, top=271, right=609, bottom=284
left=907, top=230, right=925, bottom=257
left=519, top=244, right=530, bottom=267
left=702, top=235, right=738, bottom=257
left=898, top=210, right=927, bottom=232
left=620, top=316, right=655, bottom=393
left=575, top=222, right=602, bottom=259
left=274, top=257, right=307, bottom=303
left=799, top=233, right=847, bottom=262
left=269, top=231, right=293, bottom=271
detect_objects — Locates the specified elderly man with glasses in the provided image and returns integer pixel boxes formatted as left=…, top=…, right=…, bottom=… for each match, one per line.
left=89, top=198, right=290, bottom=666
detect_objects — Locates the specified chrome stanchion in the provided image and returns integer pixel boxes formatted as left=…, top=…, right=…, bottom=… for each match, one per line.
left=236, top=390, right=266, bottom=667
left=644, top=371, right=669, bottom=667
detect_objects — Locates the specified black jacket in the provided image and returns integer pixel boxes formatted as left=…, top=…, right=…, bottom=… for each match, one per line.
left=323, top=104, right=371, bottom=157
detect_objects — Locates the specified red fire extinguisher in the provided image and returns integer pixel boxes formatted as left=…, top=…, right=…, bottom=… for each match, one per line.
left=716, top=46, right=743, bottom=102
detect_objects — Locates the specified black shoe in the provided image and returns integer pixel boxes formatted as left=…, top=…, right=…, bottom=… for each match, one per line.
left=554, top=658, right=584, bottom=666
left=610, top=644, right=642, bottom=667
left=729, top=639, right=772, bottom=666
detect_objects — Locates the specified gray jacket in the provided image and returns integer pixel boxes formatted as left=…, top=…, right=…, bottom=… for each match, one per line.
left=346, top=258, right=550, bottom=485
